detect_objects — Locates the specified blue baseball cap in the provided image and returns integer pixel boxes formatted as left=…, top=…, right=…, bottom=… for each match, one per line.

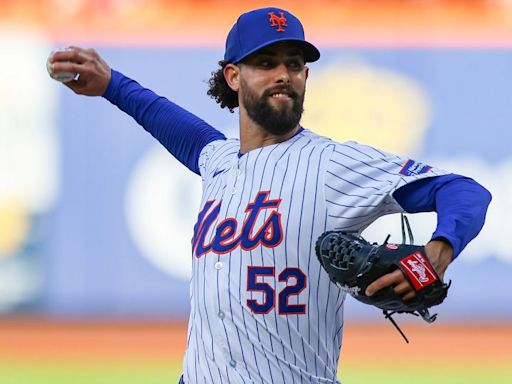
left=224, top=7, right=320, bottom=64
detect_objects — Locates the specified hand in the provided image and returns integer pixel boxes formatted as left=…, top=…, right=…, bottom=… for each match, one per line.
left=48, top=46, right=111, bottom=96
left=365, top=239, right=453, bottom=301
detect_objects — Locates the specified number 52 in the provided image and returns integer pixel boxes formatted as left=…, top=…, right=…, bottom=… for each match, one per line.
left=247, top=266, right=307, bottom=315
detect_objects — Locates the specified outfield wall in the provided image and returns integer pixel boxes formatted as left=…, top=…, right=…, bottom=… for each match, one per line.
left=0, top=1, right=511, bottom=321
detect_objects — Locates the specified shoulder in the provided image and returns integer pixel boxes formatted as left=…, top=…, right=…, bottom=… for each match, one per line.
left=299, top=130, right=392, bottom=159
left=200, top=137, right=239, bottom=157
left=299, top=128, right=335, bottom=146
left=330, top=140, right=400, bottom=161
left=296, top=128, right=338, bottom=154
left=198, top=138, right=239, bottom=177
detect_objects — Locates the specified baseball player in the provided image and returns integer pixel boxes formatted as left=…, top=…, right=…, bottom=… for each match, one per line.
left=48, top=7, right=491, bottom=384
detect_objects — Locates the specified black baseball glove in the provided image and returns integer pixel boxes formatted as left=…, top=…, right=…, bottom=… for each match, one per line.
left=315, top=231, right=450, bottom=341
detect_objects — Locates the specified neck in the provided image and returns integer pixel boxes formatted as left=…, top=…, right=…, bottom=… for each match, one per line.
left=238, top=108, right=301, bottom=154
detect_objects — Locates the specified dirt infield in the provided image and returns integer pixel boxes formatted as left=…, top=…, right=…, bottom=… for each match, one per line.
left=341, top=320, right=512, bottom=367
left=0, top=318, right=186, bottom=362
left=0, top=317, right=510, bottom=366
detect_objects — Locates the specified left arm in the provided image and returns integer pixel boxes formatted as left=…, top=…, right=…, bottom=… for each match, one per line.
left=366, top=174, right=492, bottom=299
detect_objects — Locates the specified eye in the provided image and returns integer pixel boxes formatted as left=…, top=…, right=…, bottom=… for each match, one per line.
left=287, top=59, right=304, bottom=70
left=259, top=59, right=275, bottom=68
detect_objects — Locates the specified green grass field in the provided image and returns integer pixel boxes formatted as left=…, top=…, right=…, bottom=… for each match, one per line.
left=1, top=321, right=510, bottom=384
left=1, top=361, right=511, bottom=384
left=0, top=361, right=181, bottom=384
left=341, top=362, right=512, bottom=384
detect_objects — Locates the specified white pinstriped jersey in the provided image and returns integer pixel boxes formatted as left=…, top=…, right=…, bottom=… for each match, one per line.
left=184, top=129, right=447, bottom=383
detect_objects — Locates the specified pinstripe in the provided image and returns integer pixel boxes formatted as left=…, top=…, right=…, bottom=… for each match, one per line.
left=263, top=148, right=281, bottom=360
left=199, top=140, right=235, bottom=178
left=256, top=144, right=283, bottom=384
left=198, top=163, right=226, bottom=370
left=204, top=352, right=216, bottom=383
left=328, top=210, right=392, bottom=220
left=331, top=208, right=399, bottom=232
left=329, top=158, right=388, bottom=183
left=325, top=184, right=370, bottom=199
left=306, top=146, right=330, bottom=376
left=341, top=142, right=404, bottom=167
left=245, top=150, right=269, bottom=382
left=183, top=131, right=448, bottom=383
left=272, top=140, right=310, bottom=383
left=284, top=140, right=310, bottom=372
left=231, top=199, right=254, bottom=382
left=236, top=154, right=263, bottom=382
left=203, top=163, right=228, bottom=199
left=201, top=253, right=215, bottom=359
left=215, top=185, right=239, bottom=375
left=337, top=142, right=377, bottom=159
left=321, top=210, right=331, bottom=378
left=224, top=185, right=252, bottom=384
left=308, top=148, right=320, bottom=376
left=275, top=153, right=298, bottom=384
left=326, top=170, right=382, bottom=191
left=348, top=142, right=401, bottom=161
left=333, top=149, right=399, bottom=176
left=298, top=147, right=315, bottom=349
left=379, top=156, right=406, bottom=168
left=332, top=300, right=344, bottom=369
left=325, top=199, right=397, bottom=209
left=290, top=140, right=314, bottom=384
left=226, top=366, right=232, bottom=384
left=208, top=144, right=237, bottom=170
left=194, top=348, right=200, bottom=382
left=297, top=147, right=314, bottom=382
left=211, top=149, right=238, bottom=169
left=251, top=146, right=277, bottom=382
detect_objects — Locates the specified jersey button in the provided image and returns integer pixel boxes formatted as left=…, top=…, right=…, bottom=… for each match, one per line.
left=214, top=261, right=224, bottom=270
left=229, top=360, right=236, bottom=368
left=218, top=311, right=225, bottom=320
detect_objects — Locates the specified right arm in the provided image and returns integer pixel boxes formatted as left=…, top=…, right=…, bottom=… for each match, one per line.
left=49, top=46, right=226, bottom=175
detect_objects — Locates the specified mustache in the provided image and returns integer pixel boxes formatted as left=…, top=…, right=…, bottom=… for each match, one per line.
left=263, top=85, right=298, bottom=99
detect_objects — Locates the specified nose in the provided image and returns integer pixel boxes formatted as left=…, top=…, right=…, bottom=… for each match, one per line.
left=273, top=63, right=290, bottom=84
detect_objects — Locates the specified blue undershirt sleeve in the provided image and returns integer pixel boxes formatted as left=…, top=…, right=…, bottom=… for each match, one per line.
left=393, top=174, right=492, bottom=259
left=102, top=69, right=226, bottom=175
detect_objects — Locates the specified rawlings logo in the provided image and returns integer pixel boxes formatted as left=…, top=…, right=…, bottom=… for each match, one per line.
left=268, top=11, right=287, bottom=32
left=192, top=191, right=283, bottom=257
left=406, top=259, right=429, bottom=283
left=399, top=251, right=438, bottom=290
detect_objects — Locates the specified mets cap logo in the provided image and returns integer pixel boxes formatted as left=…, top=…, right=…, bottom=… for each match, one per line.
left=268, top=11, right=287, bottom=32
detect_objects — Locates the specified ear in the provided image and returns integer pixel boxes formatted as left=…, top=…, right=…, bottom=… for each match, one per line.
left=223, top=64, right=240, bottom=92
left=305, top=66, right=309, bottom=79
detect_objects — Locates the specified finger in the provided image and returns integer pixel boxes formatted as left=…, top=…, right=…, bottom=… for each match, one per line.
left=393, top=281, right=416, bottom=301
left=365, top=269, right=403, bottom=296
left=50, top=61, right=83, bottom=75
left=48, top=48, right=78, bottom=64
left=49, top=47, right=93, bottom=65
left=393, top=281, right=412, bottom=295
left=402, top=291, right=416, bottom=301
left=63, top=75, right=86, bottom=93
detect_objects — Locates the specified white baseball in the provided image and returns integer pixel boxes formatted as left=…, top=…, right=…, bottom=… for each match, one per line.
left=46, top=48, right=77, bottom=83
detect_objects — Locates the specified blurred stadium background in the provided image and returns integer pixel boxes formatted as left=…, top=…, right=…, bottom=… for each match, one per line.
left=1, top=0, right=511, bottom=383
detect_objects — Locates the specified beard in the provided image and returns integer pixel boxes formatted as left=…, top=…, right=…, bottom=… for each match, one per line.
left=241, top=79, right=305, bottom=136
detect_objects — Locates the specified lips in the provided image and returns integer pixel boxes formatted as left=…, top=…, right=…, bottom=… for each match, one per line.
left=266, top=87, right=296, bottom=100
left=271, top=93, right=291, bottom=99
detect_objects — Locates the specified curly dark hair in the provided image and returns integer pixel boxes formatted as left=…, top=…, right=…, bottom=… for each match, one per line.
left=207, top=60, right=239, bottom=113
